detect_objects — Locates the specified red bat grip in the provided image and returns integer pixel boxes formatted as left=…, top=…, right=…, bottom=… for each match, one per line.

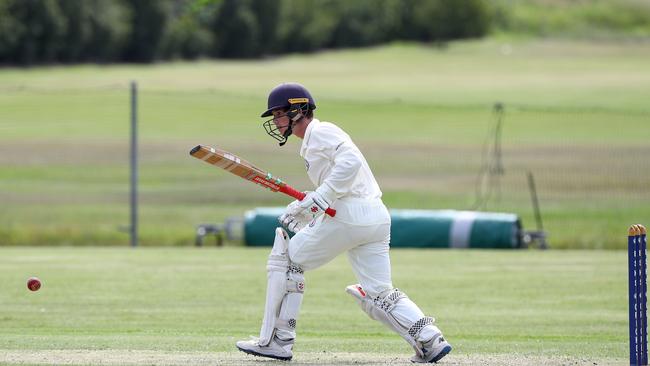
left=280, top=185, right=336, bottom=217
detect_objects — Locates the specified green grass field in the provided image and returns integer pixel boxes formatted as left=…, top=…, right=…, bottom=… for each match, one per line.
left=1, top=38, right=649, bottom=248
left=0, top=247, right=629, bottom=365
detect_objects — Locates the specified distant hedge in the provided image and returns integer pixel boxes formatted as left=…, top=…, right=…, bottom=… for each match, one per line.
left=0, top=0, right=491, bottom=64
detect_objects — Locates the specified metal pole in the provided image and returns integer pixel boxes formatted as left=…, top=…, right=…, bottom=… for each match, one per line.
left=493, top=103, right=504, bottom=176
left=527, top=170, right=548, bottom=249
left=526, top=171, right=543, bottom=233
left=130, top=81, right=138, bottom=247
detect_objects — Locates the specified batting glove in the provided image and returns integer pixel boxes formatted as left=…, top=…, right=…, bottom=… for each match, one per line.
left=278, top=211, right=309, bottom=233
left=283, top=199, right=303, bottom=217
left=279, top=200, right=311, bottom=233
left=298, top=185, right=335, bottom=219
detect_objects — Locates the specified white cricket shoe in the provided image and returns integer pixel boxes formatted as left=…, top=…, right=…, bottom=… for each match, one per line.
left=236, top=336, right=294, bottom=361
left=411, top=333, right=452, bottom=363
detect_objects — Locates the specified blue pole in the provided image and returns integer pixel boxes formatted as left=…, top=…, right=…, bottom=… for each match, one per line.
left=630, top=226, right=638, bottom=365
left=637, top=230, right=642, bottom=366
left=638, top=225, right=648, bottom=365
left=130, top=81, right=138, bottom=248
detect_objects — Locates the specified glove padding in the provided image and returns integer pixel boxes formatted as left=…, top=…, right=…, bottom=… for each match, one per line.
left=278, top=188, right=334, bottom=233
left=279, top=200, right=312, bottom=233
left=297, top=190, right=332, bottom=219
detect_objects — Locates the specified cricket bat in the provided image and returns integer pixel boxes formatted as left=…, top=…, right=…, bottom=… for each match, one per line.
left=189, top=145, right=336, bottom=217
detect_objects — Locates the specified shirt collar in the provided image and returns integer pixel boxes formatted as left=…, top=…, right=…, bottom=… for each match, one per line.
left=300, top=118, right=320, bottom=157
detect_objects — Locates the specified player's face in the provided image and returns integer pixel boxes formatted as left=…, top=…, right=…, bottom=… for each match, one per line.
left=272, top=109, right=291, bottom=134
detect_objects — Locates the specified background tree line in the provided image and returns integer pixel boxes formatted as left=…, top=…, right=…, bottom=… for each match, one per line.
left=0, top=0, right=490, bottom=64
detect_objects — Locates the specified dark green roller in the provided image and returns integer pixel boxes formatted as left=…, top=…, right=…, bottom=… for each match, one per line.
left=244, top=207, right=522, bottom=248
left=244, top=207, right=286, bottom=247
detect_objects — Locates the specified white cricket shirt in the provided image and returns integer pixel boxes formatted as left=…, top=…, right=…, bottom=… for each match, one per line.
left=299, top=119, right=390, bottom=225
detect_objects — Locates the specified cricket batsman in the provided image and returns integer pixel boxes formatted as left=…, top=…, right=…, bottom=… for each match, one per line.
left=236, top=82, right=452, bottom=363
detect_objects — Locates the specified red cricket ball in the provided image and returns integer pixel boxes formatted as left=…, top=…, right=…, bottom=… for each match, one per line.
left=27, top=277, right=41, bottom=291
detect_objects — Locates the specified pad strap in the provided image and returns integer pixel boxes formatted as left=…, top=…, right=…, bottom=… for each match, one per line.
left=409, top=317, right=434, bottom=339
left=276, top=318, right=297, bottom=331
left=288, top=264, right=304, bottom=274
left=287, top=266, right=305, bottom=293
left=373, top=288, right=407, bottom=312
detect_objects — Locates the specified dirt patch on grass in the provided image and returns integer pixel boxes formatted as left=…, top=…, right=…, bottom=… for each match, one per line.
left=0, top=350, right=623, bottom=366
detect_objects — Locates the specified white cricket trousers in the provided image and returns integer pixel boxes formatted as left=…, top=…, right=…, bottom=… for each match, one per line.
left=288, top=214, right=393, bottom=297
left=286, top=199, right=439, bottom=346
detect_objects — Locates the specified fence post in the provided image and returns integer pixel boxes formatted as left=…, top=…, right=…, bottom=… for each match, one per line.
left=130, top=81, right=139, bottom=248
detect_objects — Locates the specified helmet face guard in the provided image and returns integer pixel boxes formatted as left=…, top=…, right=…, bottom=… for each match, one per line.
left=262, top=115, right=289, bottom=145
left=262, top=100, right=310, bottom=146
left=261, top=83, right=316, bottom=146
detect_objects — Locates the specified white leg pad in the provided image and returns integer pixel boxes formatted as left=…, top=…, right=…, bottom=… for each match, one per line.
left=346, top=284, right=439, bottom=358
left=276, top=268, right=304, bottom=341
left=259, top=228, right=305, bottom=346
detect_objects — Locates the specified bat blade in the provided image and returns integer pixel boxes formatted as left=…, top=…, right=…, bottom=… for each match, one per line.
left=189, top=145, right=281, bottom=191
left=189, top=145, right=336, bottom=217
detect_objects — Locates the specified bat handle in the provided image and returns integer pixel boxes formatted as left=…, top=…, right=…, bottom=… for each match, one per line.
left=281, top=185, right=336, bottom=217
